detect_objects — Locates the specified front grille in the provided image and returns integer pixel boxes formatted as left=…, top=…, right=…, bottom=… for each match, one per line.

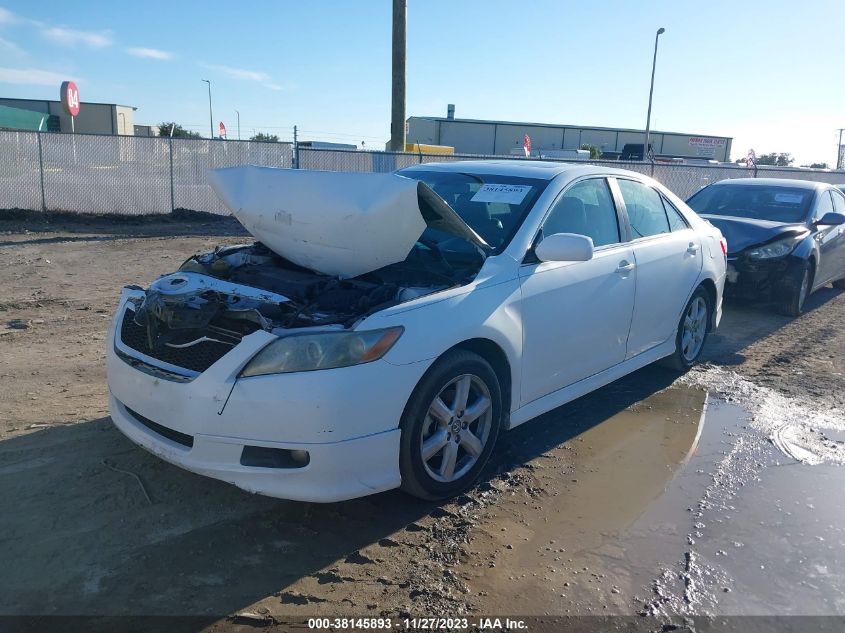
left=119, top=308, right=236, bottom=373
left=125, top=406, right=194, bottom=448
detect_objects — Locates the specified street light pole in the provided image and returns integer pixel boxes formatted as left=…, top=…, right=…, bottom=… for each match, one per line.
left=836, top=128, right=844, bottom=170
left=201, top=79, right=213, bottom=139
left=643, top=27, right=665, bottom=162
left=235, top=110, right=241, bottom=141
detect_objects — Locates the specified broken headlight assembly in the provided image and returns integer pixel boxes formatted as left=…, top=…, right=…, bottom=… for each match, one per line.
left=746, top=237, right=799, bottom=260
left=240, top=327, right=404, bottom=377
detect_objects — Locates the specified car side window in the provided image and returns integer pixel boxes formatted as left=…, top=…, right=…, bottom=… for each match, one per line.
left=830, top=189, right=845, bottom=214
left=661, top=196, right=690, bottom=232
left=814, top=190, right=835, bottom=220
left=617, top=179, right=671, bottom=238
left=542, top=178, right=620, bottom=247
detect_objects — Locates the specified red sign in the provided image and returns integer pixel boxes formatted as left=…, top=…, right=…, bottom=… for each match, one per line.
left=60, top=81, right=80, bottom=117
left=218, top=121, right=227, bottom=139
left=523, top=134, right=531, bottom=157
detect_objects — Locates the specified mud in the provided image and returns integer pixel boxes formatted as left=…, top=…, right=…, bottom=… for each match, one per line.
left=1, top=218, right=845, bottom=626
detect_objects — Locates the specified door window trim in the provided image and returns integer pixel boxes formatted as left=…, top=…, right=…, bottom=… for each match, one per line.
left=522, top=175, right=627, bottom=265
left=611, top=176, right=679, bottom=244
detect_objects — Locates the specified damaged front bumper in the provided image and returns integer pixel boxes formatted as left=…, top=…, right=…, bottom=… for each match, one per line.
left=106, top=288, right=426, bottom=502
left=724, top=255, right=795, bottom=300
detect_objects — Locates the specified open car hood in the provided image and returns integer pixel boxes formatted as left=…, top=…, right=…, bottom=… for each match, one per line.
left=209, top=166, right=489, bottom=278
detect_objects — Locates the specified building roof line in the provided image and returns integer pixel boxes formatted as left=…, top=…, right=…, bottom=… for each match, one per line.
left=0, top=97, right=137, bottom=109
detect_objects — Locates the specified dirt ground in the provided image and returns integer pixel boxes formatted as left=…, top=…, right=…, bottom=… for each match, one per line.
left=2, top=214, right=844, bottom=631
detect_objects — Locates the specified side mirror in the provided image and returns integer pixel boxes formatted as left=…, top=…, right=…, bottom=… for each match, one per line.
left=534, top=233, right=594, bottom=263
left=816, top=212, right=845, bottom=226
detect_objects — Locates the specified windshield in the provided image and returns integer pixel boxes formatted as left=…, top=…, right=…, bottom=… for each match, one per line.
left=687, top=184, right=813, bottom=223
left=400, top=169, right=548, bottom=253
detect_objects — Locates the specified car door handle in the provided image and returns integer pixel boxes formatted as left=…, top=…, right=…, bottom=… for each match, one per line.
left=615, top=261, right=635, bottom=273
left=686, top=242, right=699, bottom=254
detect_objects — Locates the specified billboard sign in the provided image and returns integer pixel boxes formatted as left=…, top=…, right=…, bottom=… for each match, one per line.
left=60, top=81, right=80, bottom=117
left=689, top=136, right=726, bottom=158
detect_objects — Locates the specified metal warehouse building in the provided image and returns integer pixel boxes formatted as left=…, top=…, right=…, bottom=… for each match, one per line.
left=407, top=114, right=733, bottom=162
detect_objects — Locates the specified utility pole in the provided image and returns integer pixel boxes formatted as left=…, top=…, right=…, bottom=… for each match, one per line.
left=837, top=128, right=844, bottom=170
left=201, top=79, right=213, bottom=139
left=293, top=125, right=298, bottom=168
left=643, top=27, right=665, bottom=162
left=388, top=0, right=407, bottom=151
left=235, top=110, right=241, bottom=140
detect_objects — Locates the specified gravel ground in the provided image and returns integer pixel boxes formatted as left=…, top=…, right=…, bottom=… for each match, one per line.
left=1, top=214, right=844, bottom=630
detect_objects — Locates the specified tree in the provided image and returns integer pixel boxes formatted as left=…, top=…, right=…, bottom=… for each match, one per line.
left=157, top=122, right=201, bottom=138
left=755, top=152, right=794, bottom=167
left=801, top=162, right=829, bottom=169
left=250, top=132, right=280, bottom=142
left=580, top=143, right=602, bottom=159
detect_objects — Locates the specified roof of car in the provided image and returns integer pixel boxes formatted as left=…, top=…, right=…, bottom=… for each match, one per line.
left=400, top=160, right=643, bottom=181
left=708, top=178, right=830, bottom=190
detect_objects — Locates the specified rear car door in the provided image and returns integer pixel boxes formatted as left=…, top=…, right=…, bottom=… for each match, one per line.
left=518, top=177, right=635, bottom=404
left=615, top=178, right=703, bottom=358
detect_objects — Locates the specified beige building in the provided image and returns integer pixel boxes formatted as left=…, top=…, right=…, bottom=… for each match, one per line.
left=407, top=113, right=733, bottom=162
left=0, top=97, right=137, bottom=135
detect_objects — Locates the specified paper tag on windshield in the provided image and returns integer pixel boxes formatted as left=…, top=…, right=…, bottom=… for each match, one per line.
left=470, top=184, right=532, bottom=205
left=774, top=192, right=803, bottom=204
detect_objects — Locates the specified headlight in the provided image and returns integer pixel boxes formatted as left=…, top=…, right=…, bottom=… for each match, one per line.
left=746, top=238, right=798, bottom=260
left=240, top=327, right=404, bottom=377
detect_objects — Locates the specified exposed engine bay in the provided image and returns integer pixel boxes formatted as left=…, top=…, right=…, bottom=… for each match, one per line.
left=129, top=240, right=484, bottom=353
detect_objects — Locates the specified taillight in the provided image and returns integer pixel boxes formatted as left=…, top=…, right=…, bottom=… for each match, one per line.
left=719, top=237, right=728, bottom=258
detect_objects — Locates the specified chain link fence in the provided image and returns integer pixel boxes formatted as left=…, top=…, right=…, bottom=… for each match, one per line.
left=0, top=130, right=293, bottom=215
left=2, top=129, right=844, bottom=215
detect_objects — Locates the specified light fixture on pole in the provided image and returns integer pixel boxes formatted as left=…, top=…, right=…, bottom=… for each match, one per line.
left=201, top=79, right=213, bottom=139
left=643, top=27, right=665, bottom=162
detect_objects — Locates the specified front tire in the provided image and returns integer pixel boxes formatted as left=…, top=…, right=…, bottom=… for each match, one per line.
left=399, top=349, right=501, bottom=500
left=778, top=260, right=812, bottom=317
left=664, top=287, right=711, bottom=371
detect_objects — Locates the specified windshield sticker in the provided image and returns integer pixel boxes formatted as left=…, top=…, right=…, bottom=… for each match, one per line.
left=774, top=192, right=804, bottom=204
left=471, top=184, right=533, bottom=205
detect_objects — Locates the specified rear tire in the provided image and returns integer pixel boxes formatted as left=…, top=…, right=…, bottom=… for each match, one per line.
left=832, top=277, right=845, bottom=289
left=663, top=287, right=711, bottom=372
left=399, top=349, right=501, bottom=500
left=778, top=260, right=812, bottom=317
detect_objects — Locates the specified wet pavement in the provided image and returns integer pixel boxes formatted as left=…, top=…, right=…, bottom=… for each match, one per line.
left=460, top=384, right=845, bottom=618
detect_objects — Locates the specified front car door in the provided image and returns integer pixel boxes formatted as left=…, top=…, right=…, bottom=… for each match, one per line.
left=614, top=178, right=703, bottom=358
left=810, top=188, right=844, bottom=286
left=518, top=177, right=636, bottom=405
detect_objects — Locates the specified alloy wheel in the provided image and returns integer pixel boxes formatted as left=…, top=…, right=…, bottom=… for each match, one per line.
left=681, top=296, right=708, bottom=362
left=420, top=374, right=493, bottom=483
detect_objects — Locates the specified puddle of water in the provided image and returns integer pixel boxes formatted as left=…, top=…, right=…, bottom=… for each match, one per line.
left=462, top=382, right=845, bottom=617
left=463, top=385, right=711, bottom=614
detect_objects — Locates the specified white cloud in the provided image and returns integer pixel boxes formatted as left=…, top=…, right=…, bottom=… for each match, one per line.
left=127, top=46, right=173, bottom=60
left=42, top=26, right=112, bottom=48
left=0, top=36, right=25, bottom=56
left=0, top=67, right=69, bottom=86
left=0, top=7, right=17, bottom=25
left=204, top=63, right=282, bottom=90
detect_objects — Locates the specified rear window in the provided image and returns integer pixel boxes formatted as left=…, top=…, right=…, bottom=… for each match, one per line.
left=400, top=169, right=547, bottom=252
left=687, top=184, right=813, bottom=223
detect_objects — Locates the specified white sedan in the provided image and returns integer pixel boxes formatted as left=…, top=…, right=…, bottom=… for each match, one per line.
left=107, top=161, right=726, bottom=502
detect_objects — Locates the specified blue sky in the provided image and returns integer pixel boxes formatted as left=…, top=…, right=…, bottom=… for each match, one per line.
left=0, top=0, right=843, bottom=164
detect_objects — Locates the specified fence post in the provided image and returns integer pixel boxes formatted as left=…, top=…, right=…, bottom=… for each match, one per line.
left=168, top=137, right=176, bottom=212
left=36, top=131, right=47, bottom=212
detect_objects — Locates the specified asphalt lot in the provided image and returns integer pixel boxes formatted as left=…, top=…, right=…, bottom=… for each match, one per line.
left=1, top=214, right=844, bottom=630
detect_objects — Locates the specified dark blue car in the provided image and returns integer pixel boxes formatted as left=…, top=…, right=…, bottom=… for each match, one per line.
left=687, top=178, right=845, bottom=316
